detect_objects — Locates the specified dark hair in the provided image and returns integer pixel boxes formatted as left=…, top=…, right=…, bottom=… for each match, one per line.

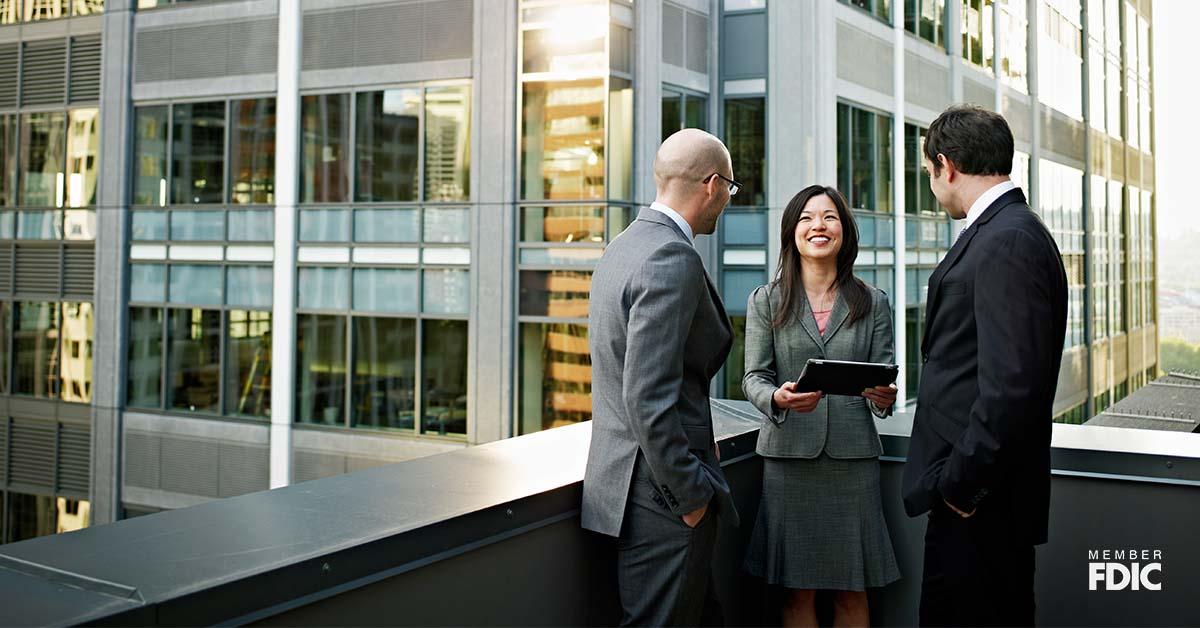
left=771, top=185, right=871, bottom=330
left=923, top=104, right=1014, bottom=177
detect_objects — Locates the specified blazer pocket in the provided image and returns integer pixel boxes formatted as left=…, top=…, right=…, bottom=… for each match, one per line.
left=924, top=403, right=967, bottom=445
left=681, top=423, right=712, bottom=451
left=941, top=281, right=967, bottom=296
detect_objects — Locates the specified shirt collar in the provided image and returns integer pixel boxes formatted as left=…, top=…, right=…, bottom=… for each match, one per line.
left=648, top=202, right=695, bottom=243
left=963, top=180, right=1017, bottom=231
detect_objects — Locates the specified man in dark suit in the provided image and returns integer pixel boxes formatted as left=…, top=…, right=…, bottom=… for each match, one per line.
left=901, top=105, right=1068, bottom=627
left=583, top=129, right=738, bottom=626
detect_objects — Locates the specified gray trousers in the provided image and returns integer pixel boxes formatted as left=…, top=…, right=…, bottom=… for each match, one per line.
left=616, top=462, right=723, bottom=627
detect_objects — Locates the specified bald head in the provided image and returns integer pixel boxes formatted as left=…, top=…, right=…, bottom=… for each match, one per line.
left=654, top=129, right=731, bottom=196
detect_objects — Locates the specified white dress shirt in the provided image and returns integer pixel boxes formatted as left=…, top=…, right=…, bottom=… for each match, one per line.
left=963, top=180, right=1017, bottom=231
left=648, top=202, right=695, bottom=243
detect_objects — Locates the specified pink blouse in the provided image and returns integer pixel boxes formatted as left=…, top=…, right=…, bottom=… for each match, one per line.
left=813, top=308, right=833, bottom=336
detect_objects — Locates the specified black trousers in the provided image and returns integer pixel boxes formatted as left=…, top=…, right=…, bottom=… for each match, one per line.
left=919, top=501, right=1037, bottom=627
left=616, top=465, right=723, bottom=627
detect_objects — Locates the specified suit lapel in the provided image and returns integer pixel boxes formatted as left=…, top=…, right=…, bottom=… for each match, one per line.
left=821, top=291, right=851, bottom=345
left=796, top=290, right=825, bottom=352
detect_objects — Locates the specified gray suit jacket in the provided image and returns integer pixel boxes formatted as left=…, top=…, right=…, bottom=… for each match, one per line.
left=581, top=209, right=736, bottom=538
left=742, top=281, right=895, bottom=459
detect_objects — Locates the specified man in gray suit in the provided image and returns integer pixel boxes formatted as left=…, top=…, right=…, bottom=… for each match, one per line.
left=583, top=129, right=738, bottom=626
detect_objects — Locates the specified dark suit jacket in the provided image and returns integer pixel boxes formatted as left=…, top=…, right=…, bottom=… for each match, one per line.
left=901, top=187, right=1068, bottom=546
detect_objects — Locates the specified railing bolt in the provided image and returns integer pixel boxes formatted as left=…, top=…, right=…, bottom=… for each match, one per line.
left=322, top=562, right=331, bottom=573
left=506, top=508, right=514, bottom=518
left=1166, top=461, right=1174, bottom=469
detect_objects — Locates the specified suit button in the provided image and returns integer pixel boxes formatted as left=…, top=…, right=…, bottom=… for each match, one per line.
left=922, top=355, right=929, bottom=364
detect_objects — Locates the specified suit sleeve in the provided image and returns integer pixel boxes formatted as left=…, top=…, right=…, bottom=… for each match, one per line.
left=741, top=285, right=789, bottom=425
left=866, top=287, right=896, bottom=419
left=937, top=229, right=1061, bottom=511
left=622, top=242, right=714, bottom=517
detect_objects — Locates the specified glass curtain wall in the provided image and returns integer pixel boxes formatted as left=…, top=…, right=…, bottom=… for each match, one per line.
left=517, top=0, right=634, bottom=434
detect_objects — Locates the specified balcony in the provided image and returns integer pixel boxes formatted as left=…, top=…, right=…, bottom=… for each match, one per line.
left=1, top=401, right=1198, bottom=626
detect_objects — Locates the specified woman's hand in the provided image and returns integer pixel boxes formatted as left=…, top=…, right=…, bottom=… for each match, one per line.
left=772, top=382, right=823, bottom=413
left=862, top=384, right=897, bottom=410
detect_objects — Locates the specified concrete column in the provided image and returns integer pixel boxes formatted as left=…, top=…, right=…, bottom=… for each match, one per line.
left=270, top=0, right=300, bottom=488
left=91, top=0, right=136, bottom=525
left=1027, top=0, right=1040, bottom=211
left=1080, top=0, right=1095, bottom=417
left=766, top=0, right=835, bottom=282
left=469, top=0, right=518, bottom=443
left=892, top=0, right=908, bottom=407
left=634, top=0, right=662, bottom=208
left=948, top=0, right=965, bottom=103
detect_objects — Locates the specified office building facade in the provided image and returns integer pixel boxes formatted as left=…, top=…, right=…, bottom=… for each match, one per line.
left=0, top=0, right=1157, bottom=542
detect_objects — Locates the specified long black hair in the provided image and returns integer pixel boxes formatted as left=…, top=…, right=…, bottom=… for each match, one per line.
left=771, top=185, right=871, bottom=329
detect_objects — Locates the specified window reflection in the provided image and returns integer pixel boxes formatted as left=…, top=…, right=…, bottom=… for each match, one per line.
left=56, top=497, right=90, bottom=533
left=352, top=316, right=416, bottom=430
left=65, top=108, right=99, bottom=208
left=608, top=78, right=633, bottom=201
left=356, top=89, right=420, bottom=202
left=0, top=115, right=17, bottom=206
left=519, top=270, right=592, bottom=318
left=725, top=98, right=765, bottom=206
left=520, top=206, right=605, bottom=243
left=423, top=319, right=467, bottom=436
left=519, top=322, right=591, bottom=434
left=229, top=99, right=275, bottom=204
left=0, top=303, right=7, bottom=392
left=521, top=79, right=606, bottom=201
left=167, top=308, right=221, bottom=412
left=297, top=313, right=347, bottom=425
left=19, top=112, right=66, bottom=207
left=172, top=102, right=225, bottom=204
left=14, top=302, right=59, bottom=398
left=301, top=94, right=351, bottom=203
left=60, top=302, right=92, bottom=403
left=6, top=493, right=56, bottom=543
left=425, top=85, right=471, bottom=201
left=23, top=0, right=66, bottom=21
left=133, top=106, right=168, bottom=206
left=226, top=310, right=271, bottom=418
left=127, top=307, right=163, bottom=408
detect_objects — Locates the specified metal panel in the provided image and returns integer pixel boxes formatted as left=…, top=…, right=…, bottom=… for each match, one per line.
left=0, top=242, right=13, bottom=295
left=0, top=43, right=18, bottom=108
left=134, top=29, right=173, bottom=83
left=1003, top=93, right=1031, bottom=144
left=906, top=52, right=949, bottom=114
left=20, top=39, right=67, bottom=107
left=217, top=441, right=269, bottom=498
left=227, top=19, right=279, bottom=76
left=662, top=2, right=684, bottom=67
left=422, top=0, right=472, bottom=62
left=125, top=431, right=162, bottom=490
left=1042, top=111, right=1085, bottom=161
left=836, top=22, right=892, bottom=95
left=62, top=244, right=95, bottom=299
left=159, top=435, right=220, bottom=498
left=721, top=12, right=767, bottom=79
left=57, top=422, right=91, bottom=496
left=963, top=77, right=994, bottom=110
left=685, top=10, right=707, bottom=74
left=302, top=0, right=472, bottom=72
left=354, top=3, right=423, bottom=67
left=0, top=418, right=7, bottom=485
left=14, top=245, right=60, bottom=297
left=294, top=449, right=345, bottom=483
left=170, top=23, right=230, bottom=81
left=68, top=35, right=102, bottom=103
left=301, top=10, right=355, bottom=70
left=9, top=419, right=56, bottom=489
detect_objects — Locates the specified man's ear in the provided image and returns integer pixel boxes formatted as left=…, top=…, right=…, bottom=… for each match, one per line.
left=939, top=154, right=956, bottom=182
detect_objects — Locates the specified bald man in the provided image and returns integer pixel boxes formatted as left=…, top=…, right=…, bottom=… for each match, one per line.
left=582, top=129, right=739, bottom=626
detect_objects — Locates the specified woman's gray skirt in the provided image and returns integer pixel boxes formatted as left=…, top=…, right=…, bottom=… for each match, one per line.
left=743, top=453, right=901, bottom=591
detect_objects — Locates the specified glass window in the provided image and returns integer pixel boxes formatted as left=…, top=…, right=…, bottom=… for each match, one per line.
left=13, top=302, right=60, bottom=398
left=351, top=316, right=416, bottom=430
left=0, top=211, right=12, bottom=238
left=521, top=79, right=606, bottom=201
left=352, top=268, right=418, bottom=314
left=423, top=269, right=469, bottom=315
left=227, top=209, right=274, bottom=241
left=127, top=306, right=163, bottom=408
left=225, top=309, right=271, bottom=418
left=296, top=313, right=347, bottom=425
left=520, top=206, right=605, bottom=243
left=722, top=211, right=766, bottom=246
left=20, top=112, right=66, bottom=207
left=301, top=93, right=351, bottom=203
left=130, top=263, right=166, bottom=302
left=725, top=97, right=766, bottom=206
left=425, top=85, right=471, bottom=201
left=662, top=91, right=681, bottom=143
left=18, top=210, right=62, bottom=239
left=518, top=322, right=591, bottom=434
left=520, top=270, right=592, bottom=318
left=171, top=102, right=226, bottom=204
left=132, top=210, right=167, bottom=240
left=298, top=267, right=349, bottom=310
left=608, top=77, right=633, bottom=201
left=521, top=9, right=607, bottom=74
left=299, top=208, right=350, bottom=242
left=65, top=108, right=99, bottom=208
left=354, top=208, right=419, bottom=242
left=167, top=308, right=221, bottom=412
left=423, top=207, right=470, bottom=243
left=229, top=98, right=275, bottom=205
left=0, top=303, right=7, bottom=392
left=169, top=265, right=223, bottom=305
left=722, top=269, right=765, bottom=309
left=0, top=115, right=15, bottom=206
left=838, top=103, right=893, bottom=213
left=60, top=302, right=93, bottom=403
left=684, top=94, right=707, bottom=132
left=63, top=208, right=96, bottom=240
left=170, top=209, right=224, bottom=241
left=722, top=315, right=747, bottom=400
left=0, top=1, right=18, bottom=25
left=422, top=319, right=467, bottom=436
left=226, top=266, right=273, bottom=308
left=133, top=106, right=169, bottom=206
left=72, top=0, right=103, bottom=16
left=356, top=89, right=420, bottom=202
left=6, top=493, right=56, bottom=544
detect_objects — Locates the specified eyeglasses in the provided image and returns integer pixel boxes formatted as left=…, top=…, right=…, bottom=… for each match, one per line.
left=703, top=172, right=741, bottom=197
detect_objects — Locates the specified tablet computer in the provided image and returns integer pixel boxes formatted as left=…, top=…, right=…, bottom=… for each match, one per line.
left=793, top=359, right=899, bottom=397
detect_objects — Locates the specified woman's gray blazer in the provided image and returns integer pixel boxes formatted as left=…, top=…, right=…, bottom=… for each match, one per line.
left=742, top=282, right=895, bottom=459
